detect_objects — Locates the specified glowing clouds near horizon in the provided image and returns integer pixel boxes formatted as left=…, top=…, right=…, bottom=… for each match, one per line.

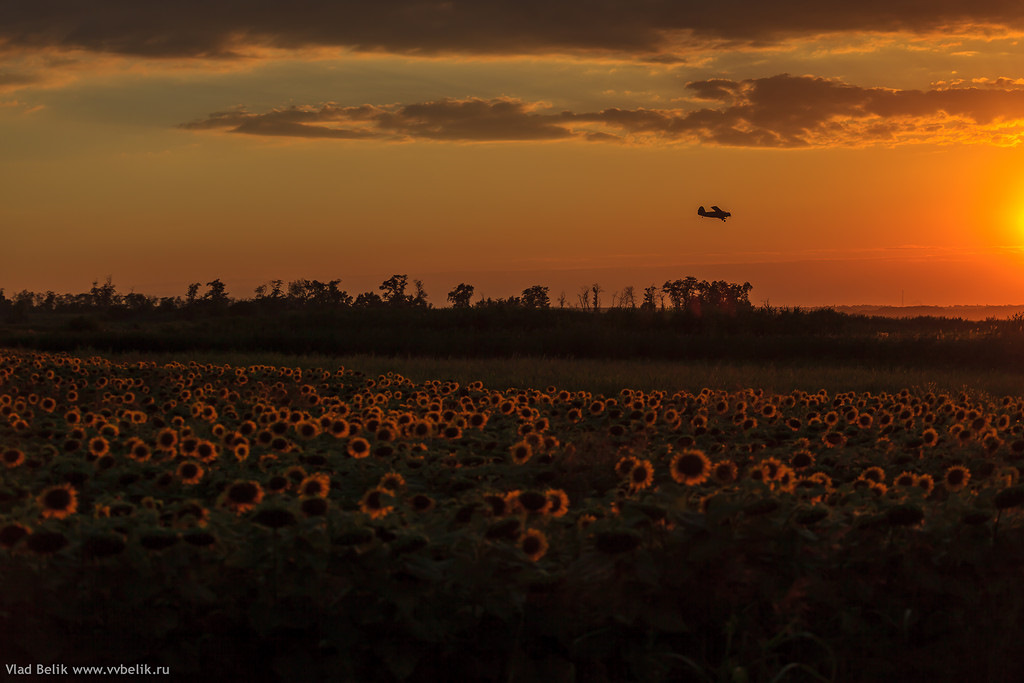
left=177, top=76, right=1024, bottom=148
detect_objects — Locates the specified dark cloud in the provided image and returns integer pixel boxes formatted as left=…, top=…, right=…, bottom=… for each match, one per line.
left=180, top=98, right=574, bottom=141
left=0, top=70, right=42, bottom=87
left=181, top=77, right=1024, bottom=147
left=6, top=1, right=1024, bottom=58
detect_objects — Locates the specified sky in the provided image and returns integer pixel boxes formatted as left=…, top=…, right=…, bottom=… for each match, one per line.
left=6, top=3, right=1024, bottom=306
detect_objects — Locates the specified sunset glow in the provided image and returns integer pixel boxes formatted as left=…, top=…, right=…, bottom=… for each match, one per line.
left=7, top=3, right=1024, bottom=305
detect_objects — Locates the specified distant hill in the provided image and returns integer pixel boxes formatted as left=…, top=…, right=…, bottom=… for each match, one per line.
left=829, top=305, right=1024, bottom=321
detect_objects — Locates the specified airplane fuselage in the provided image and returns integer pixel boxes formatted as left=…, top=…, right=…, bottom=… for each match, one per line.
left=698, top=206, right=730, bottom=221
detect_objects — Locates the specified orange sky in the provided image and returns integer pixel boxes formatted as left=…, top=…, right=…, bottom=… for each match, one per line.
left=5, top=4, right=1024, bottom=305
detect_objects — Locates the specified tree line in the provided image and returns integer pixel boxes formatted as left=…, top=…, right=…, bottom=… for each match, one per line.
left=0, top=274, right=755, bottom=318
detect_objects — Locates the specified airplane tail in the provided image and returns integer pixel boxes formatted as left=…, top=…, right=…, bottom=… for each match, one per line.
left=697, top=206, right=706, bottom=216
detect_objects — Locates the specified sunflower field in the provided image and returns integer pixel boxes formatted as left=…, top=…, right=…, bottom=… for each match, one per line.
left=4, top=349, right=1024, bottom=681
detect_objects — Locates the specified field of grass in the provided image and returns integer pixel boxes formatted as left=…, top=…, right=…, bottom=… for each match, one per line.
left=6, top=348, right=1024, bottom=681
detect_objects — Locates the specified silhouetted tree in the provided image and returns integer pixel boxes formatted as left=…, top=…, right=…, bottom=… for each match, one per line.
left=38, top=291, right=56, bottom=312
left=204, top=279, right=229, bottom=305
left=447, top=283, right=474, bottom=308
left=474, top=296, right=521, bottom=308
left=354, top=291, right=383, bottom=308
left=123, top=292, right=154, bottom=312
left=90, top=276, right=118, bottom=308
left=521, top=285, right=551, bottom=309
left=380, top=275, right=410, bottom=306
left=412, top=279, right=429, bottom=308
left=186, top=283, right=201, bottom=305
left=576, top=285, right=592, bottom=311
left=591, top=283, right=603, bottom=311
left=620, top=286, right=637, bottom=309
left=158, top=297, right=179, bottom=312
left=641, top=285, right=657, bottom=311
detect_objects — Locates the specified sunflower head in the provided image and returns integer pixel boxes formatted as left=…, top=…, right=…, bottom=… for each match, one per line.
left=38, top=484, right=78, bottom=519
left=221, top=480, right=265, bottom=513
left=670, top=450, right=711, bottom=485
left=519, top=529, right=549, bottom=562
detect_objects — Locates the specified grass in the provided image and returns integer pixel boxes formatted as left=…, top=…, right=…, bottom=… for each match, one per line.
left=90, top=349, right=1024, bottom=398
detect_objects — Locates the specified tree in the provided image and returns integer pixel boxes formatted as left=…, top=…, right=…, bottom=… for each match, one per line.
left=90, top=276, right=118, bottom=308
left=521, top=285, right=551, bottom=309
left=186, top=283, right=201, bottom=305
left=590, top=283, right=603, bottom=311
left=663, top=279, right=695, bottom=310
left=447, top=283, right=475, bottom=308
left=379, top=274, right=410, bottom=306
left=619, top=286, right=637, bottom=309
left=576, top=285, right=592, bottom=311
left=641, top=285, right=657, bottom=311
left=123, top=292, right=154, bottom=312
left=354, top=291, right=383, bottom=308
left=204, top=279, right=229, bottom=305
left=412, top=279, right=429, bottom=308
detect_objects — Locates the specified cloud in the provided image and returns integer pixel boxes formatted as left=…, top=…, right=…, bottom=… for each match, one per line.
left=6, top=2, right=1024, bottom=59
left=180, top=98, right=576, bottom=141
left=182, top=76, right=1024, bottom=147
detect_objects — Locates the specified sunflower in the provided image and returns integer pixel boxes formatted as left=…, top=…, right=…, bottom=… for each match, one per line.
left=628, top=460, right=655, bottom=491
left=859, top=466, right=886, bottom=484
left=155, top=427, right=178, bottom=451
left=298, top=473, right=331, bottom=498
left=38, top=483, right=78, bottom=519
left=88, top=436, right=109, bottom=458
left=231, top=442, right=250, bottom=462
left=347, top=437, right=371, bottom=459
left=615, top=455, right=640, bottom=479
left=179, top=436, right=200, bottom=457
left=378, top=472, right=406, bottom=492
left=359, top=487, right=394, bottom=520
left=944, top=465, right=971, bottom=492
left=893, top=471, right=917, bottom=489
left=176, top=461, right=204, bottom=485
left=821, top=432, right=847, bottom=449
left=519, top=529, right=549, bottom=562
left=545, top=489, right=570, bottom=517
left=711, top=460, right=739, bottom=485
left=321, top=418, right=349, bottom=438
left=790, top=450, right=815, bottom=470
left=221, top=480, right=265, bottom=514
left=922, top=428, right=939, bottom=447
left=510, top=440, right=533, bottom=465
left=126, top=439, right=151, bottom=463
left=483, top=493, right=511, bottom=517
left=2, top=448, right=25, bottom=468
left=670, top=450, right=711, bottom=485
left=913, top=473, right=935, bottom=496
